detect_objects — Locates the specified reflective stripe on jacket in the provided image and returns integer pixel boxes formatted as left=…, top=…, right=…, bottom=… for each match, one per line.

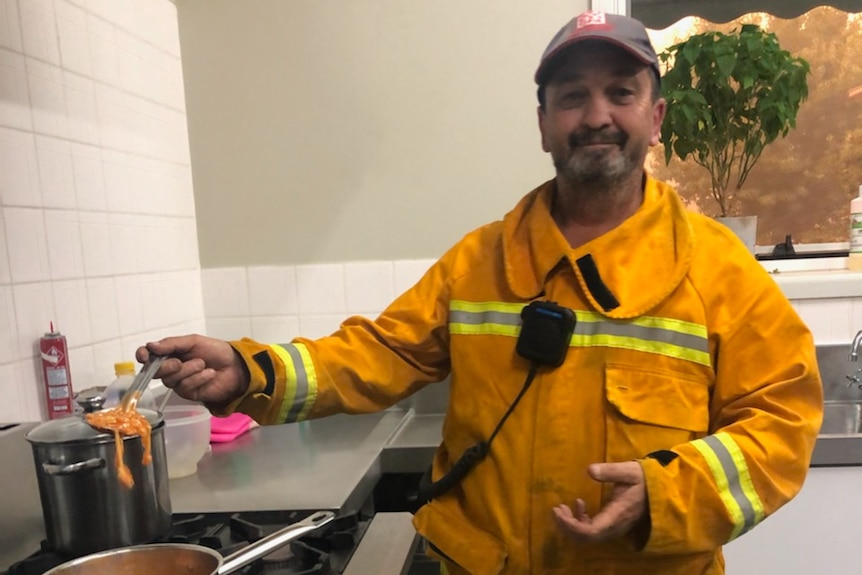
left=226, top=176, right=823, bottom=575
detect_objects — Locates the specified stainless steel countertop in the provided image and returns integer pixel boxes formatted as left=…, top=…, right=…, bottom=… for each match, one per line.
left=170, top=409, right=409, bottom=515
left=342, top=512, right=418, bottom=575
left=0, top=410, right=412, bottom=572
left=2, top=408, right=859, bottom=572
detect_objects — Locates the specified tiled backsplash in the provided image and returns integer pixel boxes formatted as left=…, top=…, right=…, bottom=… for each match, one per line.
left=202, top=262, right=862, bottom=348
left=202, top=260, right=436, bottom=343
left=0, top=0, right=203, bottom=422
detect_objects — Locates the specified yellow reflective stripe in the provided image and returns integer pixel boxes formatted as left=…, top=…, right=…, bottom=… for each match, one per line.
left=576, top=310, right=708, bottom=339
left=715, top=433, right=766, bottom=526
left=293, top=343, right=318, bottom=421
left=691, top=438, right=745, bottom=539
left=448, top=301, right=711, bottom=366
left=271, top=344, right=298, bottom=423
left=449, top=300, right=522, bottom=337
left=271, top=343, right=318, bottom=423
left=449, top=322, right=519, bottom=337
left=692, top=433, right=765, bottom=540
left=450, top=300, right=525, bottom=314
left=570, top=333, right=711, bottom=365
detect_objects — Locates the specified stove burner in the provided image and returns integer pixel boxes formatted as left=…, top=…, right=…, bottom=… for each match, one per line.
left=4, top=510, right=369, bottom=575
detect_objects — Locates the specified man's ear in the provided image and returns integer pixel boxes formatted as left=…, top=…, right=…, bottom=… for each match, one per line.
left=538, top=106, right=550, bottom=153
left=650, top=98, right=667, bottom=147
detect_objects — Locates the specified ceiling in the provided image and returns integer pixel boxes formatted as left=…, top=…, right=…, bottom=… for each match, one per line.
left=631, top=0, right=862, bottom=29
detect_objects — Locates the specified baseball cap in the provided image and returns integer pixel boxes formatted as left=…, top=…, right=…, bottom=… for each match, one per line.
left=535, top=11, right=660, bottom=86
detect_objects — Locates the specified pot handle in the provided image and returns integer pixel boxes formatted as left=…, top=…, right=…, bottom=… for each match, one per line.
left=42, top=458, right=106, bottom=476
left=218, top=511, right=336, bottom=574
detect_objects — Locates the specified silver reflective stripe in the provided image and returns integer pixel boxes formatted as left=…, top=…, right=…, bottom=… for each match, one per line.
left=448, top=302, right=710, bottom=365
left=449, top=309, right=520, bottom=327
left=285, top=343, right=309, bottom=422
left=577, top=318, right=708, bottom=354
left=693, top=434, right=765, bottom=539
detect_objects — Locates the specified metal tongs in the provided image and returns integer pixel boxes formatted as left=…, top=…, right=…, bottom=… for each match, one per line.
left=119, top=356, right=165, bottom=412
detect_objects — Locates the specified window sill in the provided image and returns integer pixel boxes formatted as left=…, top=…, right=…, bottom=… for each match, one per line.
left=762, top=257, right=862, bottom=300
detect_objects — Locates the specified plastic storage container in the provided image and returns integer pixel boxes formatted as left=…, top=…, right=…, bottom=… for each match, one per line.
left=162, top=405, right=211, bottom=478
left=103, top=362, right=156, bottom=411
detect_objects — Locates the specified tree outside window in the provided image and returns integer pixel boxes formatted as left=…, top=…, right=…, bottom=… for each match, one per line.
left=646, top=7, right=862, bottom=249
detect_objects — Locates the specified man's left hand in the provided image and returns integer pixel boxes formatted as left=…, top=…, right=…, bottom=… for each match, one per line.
left=552, top=461, right=647, bottom=543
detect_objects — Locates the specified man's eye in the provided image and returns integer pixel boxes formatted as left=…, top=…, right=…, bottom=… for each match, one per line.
left=612, top=88, right=635, bottom=100
left=561, top=92, right=586, bottom=105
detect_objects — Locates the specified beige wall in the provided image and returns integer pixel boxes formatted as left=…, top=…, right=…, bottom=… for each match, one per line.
left=177, top=0, right=588, bottom=267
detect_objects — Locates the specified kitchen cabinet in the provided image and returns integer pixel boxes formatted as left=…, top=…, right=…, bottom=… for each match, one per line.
left=723, top=466, right=862, bottom=574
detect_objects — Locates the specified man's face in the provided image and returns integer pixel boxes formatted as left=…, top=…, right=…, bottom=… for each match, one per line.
left=538, top=43, right=665, bottom=188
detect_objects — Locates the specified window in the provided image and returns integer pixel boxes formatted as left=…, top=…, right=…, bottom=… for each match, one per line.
left=645, top=7, right=862, bottom=257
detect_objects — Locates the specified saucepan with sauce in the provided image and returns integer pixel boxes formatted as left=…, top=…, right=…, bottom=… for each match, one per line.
left=25, top=392, right=171, bottom=556
left=42, top=511, right=336, bottom=575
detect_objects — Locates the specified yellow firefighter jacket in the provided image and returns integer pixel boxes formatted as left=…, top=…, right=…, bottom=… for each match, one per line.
left=225, top=176, right=823, bottom=575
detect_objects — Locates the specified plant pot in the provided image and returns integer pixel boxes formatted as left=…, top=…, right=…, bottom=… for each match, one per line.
left=716, top=215, right=758, bottom=254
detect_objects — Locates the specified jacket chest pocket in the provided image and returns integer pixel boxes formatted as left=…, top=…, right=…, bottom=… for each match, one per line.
left=604, top=364, right=710, bottom=463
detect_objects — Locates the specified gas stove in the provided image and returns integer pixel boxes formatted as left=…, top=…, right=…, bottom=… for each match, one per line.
left=4, top=509, right=370, bottom=575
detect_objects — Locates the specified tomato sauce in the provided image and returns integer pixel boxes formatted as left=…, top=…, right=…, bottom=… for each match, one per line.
left=86, top=407, right=152, bottom=488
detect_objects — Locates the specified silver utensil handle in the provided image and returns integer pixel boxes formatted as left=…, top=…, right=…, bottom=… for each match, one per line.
left=120, top=356, right=165, bottom=410
left=43, top=458, right=105, bottom=475
left=219, top=511, right=336, bottom=575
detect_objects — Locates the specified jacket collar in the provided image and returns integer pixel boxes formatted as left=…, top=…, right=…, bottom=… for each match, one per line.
left=501, top=175, right=694, bottom=318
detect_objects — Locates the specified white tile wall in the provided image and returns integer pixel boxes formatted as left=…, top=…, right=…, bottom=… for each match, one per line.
left=794, top=297, right=862, bottom=345
left=0, top=128, right=40, bottom=206
left=247, top=266, right=298, bottom=317
left=296, top=264, right=347, bottom=315
left=345, top=260, right=394, bottom=314
left=203, top=260, right=437, bottom=344
left=0, top=49, right=31, bottom=130
left=0, top=0, right=202, bottom=423
left=200, top=261, right=862, bottom=360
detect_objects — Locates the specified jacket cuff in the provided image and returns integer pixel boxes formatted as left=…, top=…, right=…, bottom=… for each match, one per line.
left=212, top=338, right=288, bottom=424
left=639, top=455, right=675, bottom=553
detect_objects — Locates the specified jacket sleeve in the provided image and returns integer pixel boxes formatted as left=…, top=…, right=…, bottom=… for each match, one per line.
left=216, top=258, right=454, bottom=424
left=639, top=264, right=823, bottom=553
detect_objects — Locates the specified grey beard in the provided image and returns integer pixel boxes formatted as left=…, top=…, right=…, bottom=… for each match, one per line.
left=555, top=146, right=635, bottom=190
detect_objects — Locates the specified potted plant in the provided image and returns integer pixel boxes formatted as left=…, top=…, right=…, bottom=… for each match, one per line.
left=658, top=24, right=810, bottom=252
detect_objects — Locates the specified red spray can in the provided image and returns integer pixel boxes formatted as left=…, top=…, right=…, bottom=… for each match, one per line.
left=39, top=322, right=74, bottom=420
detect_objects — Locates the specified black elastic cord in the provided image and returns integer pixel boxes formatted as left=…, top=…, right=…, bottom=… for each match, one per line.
left=487, top=363, right=539, bottom=446
left=414, top=363, right=540, bottom=504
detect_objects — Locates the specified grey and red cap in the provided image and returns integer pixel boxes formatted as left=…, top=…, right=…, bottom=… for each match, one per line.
left=535, top=11, right=660, bottom=86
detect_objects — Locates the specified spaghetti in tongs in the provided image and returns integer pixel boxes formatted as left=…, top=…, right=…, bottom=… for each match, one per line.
left=86, top=356, right=165, bottom=488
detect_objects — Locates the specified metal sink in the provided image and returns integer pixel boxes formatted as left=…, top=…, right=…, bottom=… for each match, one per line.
left=816, top=344, right=862, bottom=397
left=821, top=400, right=862, bottom=435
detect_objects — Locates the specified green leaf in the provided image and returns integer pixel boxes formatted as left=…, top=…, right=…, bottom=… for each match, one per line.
left=656, top=24, right=809, bottom=214
left=716, top=52, right=737, bottom=78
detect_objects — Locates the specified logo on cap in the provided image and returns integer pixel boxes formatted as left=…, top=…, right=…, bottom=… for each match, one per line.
left=575, top=11, right=611, bottom=33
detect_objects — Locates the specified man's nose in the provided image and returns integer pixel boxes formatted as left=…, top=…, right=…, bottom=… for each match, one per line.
left=581, top=96, right=613, bottom=129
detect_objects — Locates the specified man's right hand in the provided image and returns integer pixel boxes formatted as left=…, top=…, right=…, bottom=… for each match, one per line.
left=136, top=335, right=250, bottom=408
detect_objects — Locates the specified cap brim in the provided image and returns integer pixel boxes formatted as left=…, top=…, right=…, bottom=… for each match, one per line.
left=535, top=36, right=657, bottom=85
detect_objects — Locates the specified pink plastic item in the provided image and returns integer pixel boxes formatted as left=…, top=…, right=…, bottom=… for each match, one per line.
left=210, top=412, right=255, bottom=443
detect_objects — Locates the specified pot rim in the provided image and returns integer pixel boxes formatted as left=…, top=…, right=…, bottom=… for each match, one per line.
left=41, top=511, right=336, bottom=575
left=41, top=543, right=221, bottom=575
left=26, top=417, right=165, bottom=446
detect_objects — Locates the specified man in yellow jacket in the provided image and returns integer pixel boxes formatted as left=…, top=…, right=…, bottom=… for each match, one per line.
left=140, top=10, right=823, bottom=575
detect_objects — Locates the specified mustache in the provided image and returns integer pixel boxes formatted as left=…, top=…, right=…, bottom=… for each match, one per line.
left=568, top=130, right=627, bottom=148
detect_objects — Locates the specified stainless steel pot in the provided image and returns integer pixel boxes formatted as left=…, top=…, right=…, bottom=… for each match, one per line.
left=41, top=511, right=336, bottom=575
left=25, top=405, right=171, bottom=556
